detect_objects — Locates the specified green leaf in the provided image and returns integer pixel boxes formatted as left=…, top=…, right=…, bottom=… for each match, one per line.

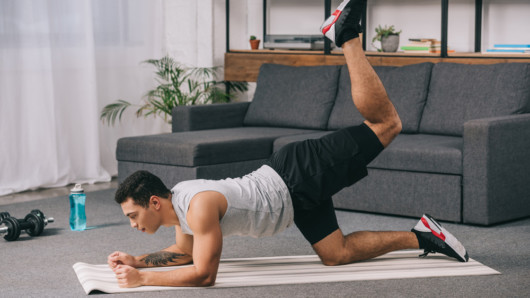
left=100, top=100, right=132, bottom=126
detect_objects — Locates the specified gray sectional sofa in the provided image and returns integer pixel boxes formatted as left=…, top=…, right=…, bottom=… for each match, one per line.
left=117, top=62, right=530, bottom=226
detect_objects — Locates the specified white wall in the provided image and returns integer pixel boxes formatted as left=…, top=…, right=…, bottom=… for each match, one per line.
left=483, top=0, right=530, bottom=48
left=165, top=0, right=214, bottom=67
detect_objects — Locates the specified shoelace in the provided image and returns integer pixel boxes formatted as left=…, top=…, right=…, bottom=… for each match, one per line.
left=419, top=249, right=436, bottom=258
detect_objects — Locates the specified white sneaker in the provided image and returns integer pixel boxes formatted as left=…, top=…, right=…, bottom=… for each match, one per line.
left=412, top=214, right=469, bottom=262
left=319, top=0, right=365, bottom=47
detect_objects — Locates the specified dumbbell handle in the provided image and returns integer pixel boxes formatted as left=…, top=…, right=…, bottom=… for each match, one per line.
left=15, top=216, right=54, bottom=225
left=0, top=225, right=7, bottom=234
left=18, top=220, right=34, bottom=230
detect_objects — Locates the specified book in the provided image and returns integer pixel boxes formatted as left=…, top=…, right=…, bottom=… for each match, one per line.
left=403, top=50, right=432, bottom=54
left=493, top=44, right=530, bottom=48
left=492, top=47, right=530, bottom=50
left=486, top=49, right=529, bottom=53
left=429, top=50, right=455, bottom=54
left=401, top=38, right=457, bottom=54
left=409, top=38, right=437, bottom=42
left=401, top=46, right=431, bottom=51
left=406, top=41, right=433, bottom=47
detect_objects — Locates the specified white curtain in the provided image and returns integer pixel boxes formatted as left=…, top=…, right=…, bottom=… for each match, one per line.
left=0, top=0, right=168, bottom=196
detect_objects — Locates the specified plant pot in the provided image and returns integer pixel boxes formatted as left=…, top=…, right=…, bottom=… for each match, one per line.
left=250, top=39, right=260, bottom=50
left=381, top=34, right=399, bottom=52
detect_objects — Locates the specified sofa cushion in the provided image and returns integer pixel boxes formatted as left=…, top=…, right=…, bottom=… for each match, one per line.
left=273, top=131, right=333, bottom=152
left=369, top=134, right=463, bottom=175
left=419, top=62, right=530, bottom=136
left=116, top=127, right=316, bottom=167
left=332, top=169, right=462, bottom=222
left=273, top=131, right=462, bottom=175
left=327, top=62, right=434, bottom=133
left=244, top=64, right=340, bottom=130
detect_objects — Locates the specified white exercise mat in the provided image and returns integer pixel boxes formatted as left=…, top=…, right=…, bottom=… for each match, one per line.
left=73, top=250, right=500, bottom=294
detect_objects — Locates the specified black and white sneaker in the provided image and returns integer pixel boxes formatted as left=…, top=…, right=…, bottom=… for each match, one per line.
left=412, top=214, right=469, bottom=262
left=320, top=0, right=366, bottom=47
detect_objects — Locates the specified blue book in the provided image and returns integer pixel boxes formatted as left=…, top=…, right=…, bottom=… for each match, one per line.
left=494, top=44, right=530, bottom=48
left=487, top=49, right=526, bottom=53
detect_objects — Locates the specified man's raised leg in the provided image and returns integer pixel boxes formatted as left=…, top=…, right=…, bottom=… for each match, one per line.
left=342, top=38, right=402, bottom=147
left=311, top=35, right=417, bottom=266
left=313, top=0, right=468, bottom=266
left=321, top=0, right=401, bottom=147
left=314, top=0, right=414, bottom=265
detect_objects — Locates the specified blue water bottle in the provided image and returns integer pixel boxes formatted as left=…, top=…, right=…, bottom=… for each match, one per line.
left=69, top=184, right=87, bottom=231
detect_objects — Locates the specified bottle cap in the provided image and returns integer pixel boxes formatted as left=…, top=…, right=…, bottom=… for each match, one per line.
left=70, top=183, right=85, bottom=193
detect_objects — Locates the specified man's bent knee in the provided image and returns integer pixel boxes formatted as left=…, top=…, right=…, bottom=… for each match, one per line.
left=313, top=230, right=350, bottom=266
left=319, top=253, right=347, bottom=266
left=365, top=116, right=401, bottom=148
left=389, top=116, right=402, bottom=138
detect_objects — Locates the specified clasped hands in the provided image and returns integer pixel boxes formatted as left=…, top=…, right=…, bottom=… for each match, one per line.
left=107, top=251, right=144, bottom=288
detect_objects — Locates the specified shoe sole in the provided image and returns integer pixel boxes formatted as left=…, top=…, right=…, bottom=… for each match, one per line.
left=414, top=214, right=469, bottom=262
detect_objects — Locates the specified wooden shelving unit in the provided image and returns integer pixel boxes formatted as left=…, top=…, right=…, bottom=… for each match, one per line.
left=224, top=1, right=530, bottom=82
left=229, top=49, right=325, bottom=55
left=225, top=51, right=530, bottom=82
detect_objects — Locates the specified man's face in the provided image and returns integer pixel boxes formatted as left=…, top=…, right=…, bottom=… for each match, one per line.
left=121, top=197, right=161, bottom=234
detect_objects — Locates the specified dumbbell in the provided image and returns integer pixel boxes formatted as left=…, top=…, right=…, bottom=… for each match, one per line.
left=0, top=212, right=10, bottom=221
left=0, top=210, right=54, bottom=241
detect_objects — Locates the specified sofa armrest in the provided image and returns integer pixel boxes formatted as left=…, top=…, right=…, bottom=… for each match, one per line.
left=172, top=102, right=250, bottom=132
left=463, top=113, right=530, bottom=225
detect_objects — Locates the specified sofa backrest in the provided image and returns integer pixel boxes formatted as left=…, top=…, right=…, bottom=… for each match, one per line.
left=327, top=62, right=434, bottom=133
left=244, top=64, right=340, bottom=130
left=419, top=62, right=530, bottom=136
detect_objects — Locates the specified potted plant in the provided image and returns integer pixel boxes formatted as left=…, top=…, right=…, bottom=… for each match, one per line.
left=100, top=56, right=248, bottom=125
left=249, top=35, right=260, bottom=50
left=371, top=25, right=402, bottom=52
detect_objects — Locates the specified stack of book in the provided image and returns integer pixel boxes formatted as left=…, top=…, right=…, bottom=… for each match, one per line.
left=400, top=39, right=454, bottom=54
left=486, top=44, right=530, bottom=54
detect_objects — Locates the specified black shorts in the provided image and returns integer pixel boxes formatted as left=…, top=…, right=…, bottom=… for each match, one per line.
left=266, top=124, right=384, bottom=244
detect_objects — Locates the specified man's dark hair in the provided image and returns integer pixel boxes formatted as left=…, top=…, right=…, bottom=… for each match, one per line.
left=115, top=170, right=171, bottom=208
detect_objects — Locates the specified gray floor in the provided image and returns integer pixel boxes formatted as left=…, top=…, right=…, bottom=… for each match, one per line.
left=0, top=179, right=118, bottom=207
left=0, top=185, right=529, bottom=297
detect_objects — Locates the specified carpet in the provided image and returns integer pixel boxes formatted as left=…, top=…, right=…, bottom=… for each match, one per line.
left=73, top=250, right=500, bottom=294
left=3, top=188, right=527, bottom=297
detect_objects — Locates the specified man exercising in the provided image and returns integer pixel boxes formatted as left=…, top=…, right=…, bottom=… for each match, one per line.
left=108, top=0, right=469, bottom=288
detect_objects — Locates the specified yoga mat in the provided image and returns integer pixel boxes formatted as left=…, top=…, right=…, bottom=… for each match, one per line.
left=73, top=250, right=500, bottom=294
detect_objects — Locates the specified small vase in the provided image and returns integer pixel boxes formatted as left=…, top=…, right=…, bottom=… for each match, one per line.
left=381, top=34, right=399, bottom=52
left=250, top=39, right=260, bottom=50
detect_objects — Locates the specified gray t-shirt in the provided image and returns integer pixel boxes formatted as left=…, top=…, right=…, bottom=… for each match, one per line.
left=171, top=165, right=294, bottom=238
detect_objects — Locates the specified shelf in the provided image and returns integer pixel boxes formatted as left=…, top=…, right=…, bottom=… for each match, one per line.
left=230, top=49, right=324, bottom=55
left=231, top=49, right=441, bottom=57
left=228, top=49, right=530, bottom=59
left=365, top=51, right=441, bottom=57
left=449, top=52, right=530, bottom=59
left=225, top=51, right=530, bottom=82
left=227, top=1, right=529, bottom=59
left=226, top=49, right=441, bottom=57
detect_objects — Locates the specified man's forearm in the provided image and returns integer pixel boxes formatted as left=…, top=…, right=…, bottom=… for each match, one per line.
left=135, top=245, right=192, bottom=268
left=134, top=251, right=187, bottom=267
left=140, top=265, right=215, bottom=287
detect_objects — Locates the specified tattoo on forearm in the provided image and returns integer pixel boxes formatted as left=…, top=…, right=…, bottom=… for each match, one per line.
left=140, top=251, right=187, bottom=266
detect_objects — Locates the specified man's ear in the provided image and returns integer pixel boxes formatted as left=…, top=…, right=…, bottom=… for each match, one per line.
left=149, top=195, right=162, bottom=211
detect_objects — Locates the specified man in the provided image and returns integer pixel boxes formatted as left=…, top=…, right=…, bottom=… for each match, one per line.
left=108, top=0, right=469, bottom=288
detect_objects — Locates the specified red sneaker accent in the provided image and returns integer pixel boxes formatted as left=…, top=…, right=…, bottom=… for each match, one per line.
left=421, top=217, right=446, bottom=241
left=322, top=10, right=342, bottom=35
